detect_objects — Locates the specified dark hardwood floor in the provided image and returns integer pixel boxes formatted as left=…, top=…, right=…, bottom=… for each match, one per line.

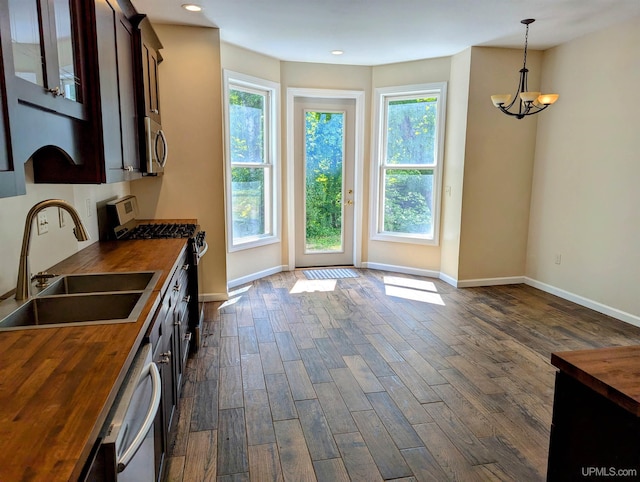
left=165, top=269, right=640, bottom=481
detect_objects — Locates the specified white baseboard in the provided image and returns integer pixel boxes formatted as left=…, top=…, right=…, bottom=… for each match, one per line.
left=362, top=262, right=440, bottom=279
left=215, top=262, right=640, bottom=328
left=199, top=292, right=229, bottom=302
left=524, top=277, right=640, bottom=328
left=227, top=265, right=286, bottom=289
left=457, top=276, right=526, bottom=288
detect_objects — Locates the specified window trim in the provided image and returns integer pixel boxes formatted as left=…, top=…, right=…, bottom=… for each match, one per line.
left=370, top=82, right=447, bottom=246
left=223, top=70, right=281, bottom=252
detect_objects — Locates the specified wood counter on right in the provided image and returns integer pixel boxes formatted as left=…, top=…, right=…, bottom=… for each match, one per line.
left=547, top=346, right=640, bottom=480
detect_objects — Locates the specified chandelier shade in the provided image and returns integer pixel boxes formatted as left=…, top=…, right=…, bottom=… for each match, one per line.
left=491, top=19, right=558, bottom=119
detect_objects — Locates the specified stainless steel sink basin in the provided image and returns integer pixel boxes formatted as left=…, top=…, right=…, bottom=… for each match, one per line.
left=0, top=293, right=146, bottom=329
left=38, top=271, right=160, bottom=295
left=0, top=271, right=161, bottom=331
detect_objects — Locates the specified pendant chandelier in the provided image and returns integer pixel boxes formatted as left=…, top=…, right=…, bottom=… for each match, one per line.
left=491, top=19, right=558, bottom=119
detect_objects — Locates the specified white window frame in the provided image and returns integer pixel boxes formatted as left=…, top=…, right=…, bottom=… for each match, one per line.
left=223, top=70, right=280, bottom=252
left=370, top=82, right=447, bottom=246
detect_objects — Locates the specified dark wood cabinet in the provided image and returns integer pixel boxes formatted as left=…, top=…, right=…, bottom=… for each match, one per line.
left=145, top=248, right=191, bottom=482
left=94, top=0, right=141, bottom=183
left=0, top=52, right=24, bottom=198
left=547, top=347, right=640, bottom=481
left=132, top=16, right=163, bottom=125
left=0, top=0, right=162, bottom=196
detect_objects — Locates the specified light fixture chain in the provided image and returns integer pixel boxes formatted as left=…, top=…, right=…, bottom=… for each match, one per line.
left=522, top=23, right=529, bottom=70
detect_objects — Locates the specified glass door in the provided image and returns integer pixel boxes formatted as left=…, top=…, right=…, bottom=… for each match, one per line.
left=294, top=98, right=355, bottom=267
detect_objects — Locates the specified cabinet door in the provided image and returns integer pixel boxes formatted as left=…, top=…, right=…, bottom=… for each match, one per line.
left=134, top=16, right=162, bottom=124
left=95, top=0, right=140, bottom=183
left=7, top=0, right=86, bottom=120
left=0, top=53, right=25, bottom=198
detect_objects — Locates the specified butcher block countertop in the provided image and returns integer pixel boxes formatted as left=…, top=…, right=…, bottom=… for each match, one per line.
left=0, top=232, right=193, bottom=482
left=551, top=345, right=640, bottom=416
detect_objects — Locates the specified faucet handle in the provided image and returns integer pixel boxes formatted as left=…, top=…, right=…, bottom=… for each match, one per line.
left=32, top=272, right=57, bottom=288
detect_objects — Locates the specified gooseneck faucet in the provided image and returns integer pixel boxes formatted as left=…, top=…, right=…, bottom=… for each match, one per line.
left=15, top=199, right=90, bottom=300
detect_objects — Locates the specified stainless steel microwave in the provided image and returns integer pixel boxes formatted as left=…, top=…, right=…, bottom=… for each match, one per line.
left=144, top=117, right=167, bottom=175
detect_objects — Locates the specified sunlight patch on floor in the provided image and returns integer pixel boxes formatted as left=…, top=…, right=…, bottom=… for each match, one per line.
left=219, top=285, right=252, bottom=309
left=383, top=276, right=445, bottom=305
left=290, top=279, right=337, bottom=293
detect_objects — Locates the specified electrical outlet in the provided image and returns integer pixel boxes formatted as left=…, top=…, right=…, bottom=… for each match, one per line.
left=85, top=198, right=92, bottom=218
left=555, top=254, right=562, bottom=265
left=58, top=208, right=66, bottom=228
left=37, top=212, right=49, bottom=235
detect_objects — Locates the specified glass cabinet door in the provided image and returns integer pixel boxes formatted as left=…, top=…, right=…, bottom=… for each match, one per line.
left=7, top=0, right=83, bottom=112
left=8, top=0, right=45, bottom=88
left=52, top=0, right=80, bottom=102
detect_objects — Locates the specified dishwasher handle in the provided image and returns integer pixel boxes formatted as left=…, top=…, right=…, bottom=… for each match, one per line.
left=116, top=362, right=161, bottom=472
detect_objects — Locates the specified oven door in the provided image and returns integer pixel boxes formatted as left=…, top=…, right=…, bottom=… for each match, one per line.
left=87, top=343, right=162, bottom=481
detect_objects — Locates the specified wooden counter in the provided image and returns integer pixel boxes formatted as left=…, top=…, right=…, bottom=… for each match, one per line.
left=551, top=346, right=640, bottom=416
left=547, top=346, right=640, bottom=480
left=0, top=237, right=190, bottom=482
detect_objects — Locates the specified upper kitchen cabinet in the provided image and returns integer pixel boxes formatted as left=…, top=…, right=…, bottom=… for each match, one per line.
left=0, top=52, right=24, bottom=197
left=132, top=15, right=163, bottom=125
left=0, top=0, right=146, bottom=194
left=0, top=0, right=90, bottom=183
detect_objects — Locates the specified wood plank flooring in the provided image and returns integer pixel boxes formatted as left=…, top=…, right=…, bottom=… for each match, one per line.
left=165, top=269, right=640, bottom=481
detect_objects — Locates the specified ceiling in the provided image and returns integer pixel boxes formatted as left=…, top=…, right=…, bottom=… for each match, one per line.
left=130, top=0, right=640, bottom=66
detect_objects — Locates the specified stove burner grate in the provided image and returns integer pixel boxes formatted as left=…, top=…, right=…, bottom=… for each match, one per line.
left=124, top=223, right=197, bottom=239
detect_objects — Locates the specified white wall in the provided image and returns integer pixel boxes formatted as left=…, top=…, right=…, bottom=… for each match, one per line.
left=440, top=48, right=471, bottom=282
left=457, top=47, right=540, bottom=282
left=131, top=25, right=228, bottom=300
left=527, top=16, right=640, bottom=319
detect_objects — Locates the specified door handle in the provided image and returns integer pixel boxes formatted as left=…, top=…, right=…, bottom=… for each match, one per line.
left=116, top=362, right=161, bottom=472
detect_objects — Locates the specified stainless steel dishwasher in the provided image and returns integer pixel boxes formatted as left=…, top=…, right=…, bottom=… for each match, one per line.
left=85, top=343, right=161, bottom=481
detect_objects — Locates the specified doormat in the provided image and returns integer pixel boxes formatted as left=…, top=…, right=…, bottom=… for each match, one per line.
left=303, top=268, right=359, bottom=280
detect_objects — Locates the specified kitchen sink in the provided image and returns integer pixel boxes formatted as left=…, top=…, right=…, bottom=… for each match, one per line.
left=38, top=271, right=161, bottom=295
left=0, top=271, right=161, bottom=331
left=0, top=293, right=147, bottom=329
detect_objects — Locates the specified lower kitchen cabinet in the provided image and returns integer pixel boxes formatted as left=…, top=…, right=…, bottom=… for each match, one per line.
left=149, top=248, right=191, bottom=480
left=83, top=246, right=192, bottom=482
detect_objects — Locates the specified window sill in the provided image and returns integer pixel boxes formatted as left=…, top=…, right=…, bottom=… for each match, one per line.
left=370, top=232, right=439, bottom=247
left=229, top=235, right=280, bottom=253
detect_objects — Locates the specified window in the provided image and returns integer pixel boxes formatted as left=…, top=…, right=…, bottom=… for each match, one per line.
left=371, top=82, right=447, bottom=245
left=223, top=71, right=280, bottom=250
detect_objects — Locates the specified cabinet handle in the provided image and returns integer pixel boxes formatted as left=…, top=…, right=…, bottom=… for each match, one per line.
left=185, top=332, right=192, bottom=342
left=161, top=350, right=171, bottom=358
left=174, top=320, right=181, bottom=326
left=173, top=283, right=181, bottom=292
left=182, top=264, right=189, bottom=271
left=47, top=86, right=64, bottom=97
left=182, top=295, right=191, bottom=303
left=159, top=355, right=170, bottom=364
left=152, top=109, right=159, bottom=114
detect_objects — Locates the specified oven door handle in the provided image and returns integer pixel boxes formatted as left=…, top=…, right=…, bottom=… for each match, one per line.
left=116, top=362, right=161, bottom=473
left=198, top=240, right=209, bottom=259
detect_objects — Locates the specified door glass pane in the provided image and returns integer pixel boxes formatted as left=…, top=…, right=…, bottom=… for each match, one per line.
left=231, top=167, right=266, bottom=239
left=9, top=0, right=45, bottom=87
left=304, top=111, right=344, bottom=253
left=53, top=0, right=79, bottom=101
left=383, top=169, right=434, bottom=236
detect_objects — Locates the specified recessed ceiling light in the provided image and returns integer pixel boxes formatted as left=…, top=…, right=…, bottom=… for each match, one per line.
left=331, top=50, right=344, bottom=56
left=182, top=4, right=202, bottom=12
